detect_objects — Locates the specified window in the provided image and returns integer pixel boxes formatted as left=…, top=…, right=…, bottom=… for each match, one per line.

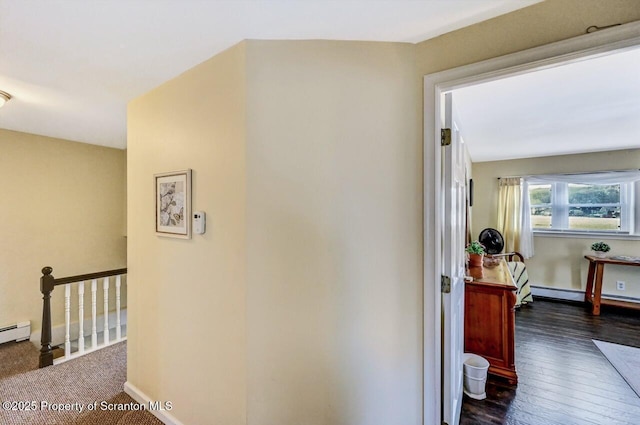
left=529, top=184, right=552, bottom=229
left=527, top=172, right=639, bottom=235
left=567, top=183, right=621, bottom=231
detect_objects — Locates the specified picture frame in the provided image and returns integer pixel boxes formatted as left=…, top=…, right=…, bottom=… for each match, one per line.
left=155, top=169, right=192, bottom=239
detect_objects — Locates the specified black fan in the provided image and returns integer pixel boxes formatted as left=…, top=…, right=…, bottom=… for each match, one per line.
left=478, top=228, right=504, bottom=255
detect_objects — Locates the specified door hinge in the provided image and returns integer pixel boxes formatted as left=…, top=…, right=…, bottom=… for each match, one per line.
left=441, top=128, right=451, bottom=146
left=441, top=275, right=451, bottom=293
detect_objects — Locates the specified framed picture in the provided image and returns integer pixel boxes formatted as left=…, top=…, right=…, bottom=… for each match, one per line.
left=155, top=169, right=192, bottom=239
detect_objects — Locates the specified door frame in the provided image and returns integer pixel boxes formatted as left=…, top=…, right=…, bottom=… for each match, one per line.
left=423, top=21, right=640, bottom=425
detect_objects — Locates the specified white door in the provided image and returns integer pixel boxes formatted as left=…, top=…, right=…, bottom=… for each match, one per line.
left=441, top=92, right=466, bottom=425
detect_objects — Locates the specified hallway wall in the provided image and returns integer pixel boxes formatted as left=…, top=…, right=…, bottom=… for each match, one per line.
left=0, top=129, right=126, bottom=334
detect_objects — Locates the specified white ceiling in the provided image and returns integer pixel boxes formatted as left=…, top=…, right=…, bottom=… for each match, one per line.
left=454, top=47, right=640, bottom=162
left=0, top=0, right=539, bottom=149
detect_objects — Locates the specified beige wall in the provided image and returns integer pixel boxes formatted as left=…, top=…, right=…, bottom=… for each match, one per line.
left=127, top=43, right=248, bottom=424
left=124, top=0, right=640, bottom=423
left=128, top=39, right=421, bottom=425
left=245, top=40, right=422, bottom=425
left=0, top=129, right=126, bottom=334
left=473, top=149, right=640, bottom=298
left=416, top=0, right=640, bottom=75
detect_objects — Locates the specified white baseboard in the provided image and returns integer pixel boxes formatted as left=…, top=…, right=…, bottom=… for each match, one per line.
left=124, top=381, right=183, bottom=425
left=30, top=309, right=127, bottom=347
left=531, top=286, right=640, bottom=304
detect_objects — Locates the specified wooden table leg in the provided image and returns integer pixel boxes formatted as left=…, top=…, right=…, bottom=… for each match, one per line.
left=585, top=261, right=596, bottom=303
left=592, top=263, right=605, bottom=315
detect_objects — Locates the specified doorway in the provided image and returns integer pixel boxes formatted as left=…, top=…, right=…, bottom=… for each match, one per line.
left=422, top=22, right=640, bottom=425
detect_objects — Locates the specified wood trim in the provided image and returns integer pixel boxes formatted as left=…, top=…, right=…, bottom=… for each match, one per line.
left=51, top=268, right=128, bottom=286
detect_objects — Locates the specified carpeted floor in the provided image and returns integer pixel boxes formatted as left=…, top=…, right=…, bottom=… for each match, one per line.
left=594, top=339, right=640, bottom=398
left=0, top=340, right=162, bottom=424
left=0, top=340, right=39, bottom=379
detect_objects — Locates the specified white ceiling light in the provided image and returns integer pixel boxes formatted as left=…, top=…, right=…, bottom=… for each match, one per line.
left=0, top=91, right=11, bottom=108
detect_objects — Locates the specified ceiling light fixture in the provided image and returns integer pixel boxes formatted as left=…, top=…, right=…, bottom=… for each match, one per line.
left=0, top=90, right=12, bottom=108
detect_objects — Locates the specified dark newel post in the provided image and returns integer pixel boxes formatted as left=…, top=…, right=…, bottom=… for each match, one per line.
left=39, top=267, right=55, bottom=368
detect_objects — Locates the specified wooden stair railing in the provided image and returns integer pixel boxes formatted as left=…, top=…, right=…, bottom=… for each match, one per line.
left=39, top=266, right=127, bottom=368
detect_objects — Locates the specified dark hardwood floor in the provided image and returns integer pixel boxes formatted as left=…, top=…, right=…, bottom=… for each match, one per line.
left=461, top=298, right=640, bottom=425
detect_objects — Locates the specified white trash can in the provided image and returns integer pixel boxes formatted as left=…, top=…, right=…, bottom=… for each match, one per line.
left=463, top=353, right=489, bottom=400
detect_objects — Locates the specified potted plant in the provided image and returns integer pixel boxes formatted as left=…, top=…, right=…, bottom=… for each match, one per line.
left=466, top=241, right=485, bottom=267
left=591, top=241, right=611, bottom=258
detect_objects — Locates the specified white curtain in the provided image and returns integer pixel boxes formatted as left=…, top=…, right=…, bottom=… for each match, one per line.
left=497, top=177, right=522, bottom=255
left=520, top=179, right=534, bottom=258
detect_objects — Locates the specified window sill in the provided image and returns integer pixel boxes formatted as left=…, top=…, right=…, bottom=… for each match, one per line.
left=533, top=230, right=640, bottom=241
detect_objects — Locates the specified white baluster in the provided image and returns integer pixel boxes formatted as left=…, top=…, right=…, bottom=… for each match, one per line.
left=116, top=275, right=121, bottom=341
left=78, top=282, right=85, bottom=354
left=103, top=277, right=110, bottom=345
left=64, top=284, right=71, bottom=359
left=91, top=279, right=97, bottom=349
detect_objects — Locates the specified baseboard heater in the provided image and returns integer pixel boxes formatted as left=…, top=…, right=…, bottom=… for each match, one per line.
left=0, top=321, right=31, bottom=344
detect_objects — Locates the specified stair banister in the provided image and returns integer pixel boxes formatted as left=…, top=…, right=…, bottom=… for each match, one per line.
left=39, top=266, right=127, bottom=368
left=39, top=267, right=55, bottom=368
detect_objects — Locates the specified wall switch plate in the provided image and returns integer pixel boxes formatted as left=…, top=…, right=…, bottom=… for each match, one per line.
left=616, top=280, right=625, bottom=291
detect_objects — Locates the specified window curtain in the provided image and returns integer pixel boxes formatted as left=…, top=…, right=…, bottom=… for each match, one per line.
left=497, top=177, right=523, bottom=255
left=520, top=179, right=534, bottom=258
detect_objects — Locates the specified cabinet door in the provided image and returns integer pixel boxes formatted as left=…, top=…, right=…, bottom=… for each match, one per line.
left=465, top=286, right=507, bottom=364
left=464, top=284, right=518, bottom=384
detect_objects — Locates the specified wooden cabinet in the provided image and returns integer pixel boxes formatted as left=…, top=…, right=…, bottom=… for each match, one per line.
left=465, top=259, right=518, bottom=384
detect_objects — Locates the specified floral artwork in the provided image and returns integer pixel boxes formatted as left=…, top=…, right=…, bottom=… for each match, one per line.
left=159, top=181, right=185, bottom=227
left=155, top=170, right=191, bottom=238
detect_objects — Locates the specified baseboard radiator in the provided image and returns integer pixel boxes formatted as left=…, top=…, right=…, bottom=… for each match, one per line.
left=0, top=321, right=31, bottom=344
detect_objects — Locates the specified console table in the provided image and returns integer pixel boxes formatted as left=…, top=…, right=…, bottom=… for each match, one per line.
left=584, top=255, right=640, bottom=315
left=465, top=259, right=518, bottom=384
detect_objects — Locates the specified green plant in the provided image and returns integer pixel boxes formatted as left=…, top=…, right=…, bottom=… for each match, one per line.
left=591, top=241, right=611, bottom=253
left=465, top=241, right=485, bottom=255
